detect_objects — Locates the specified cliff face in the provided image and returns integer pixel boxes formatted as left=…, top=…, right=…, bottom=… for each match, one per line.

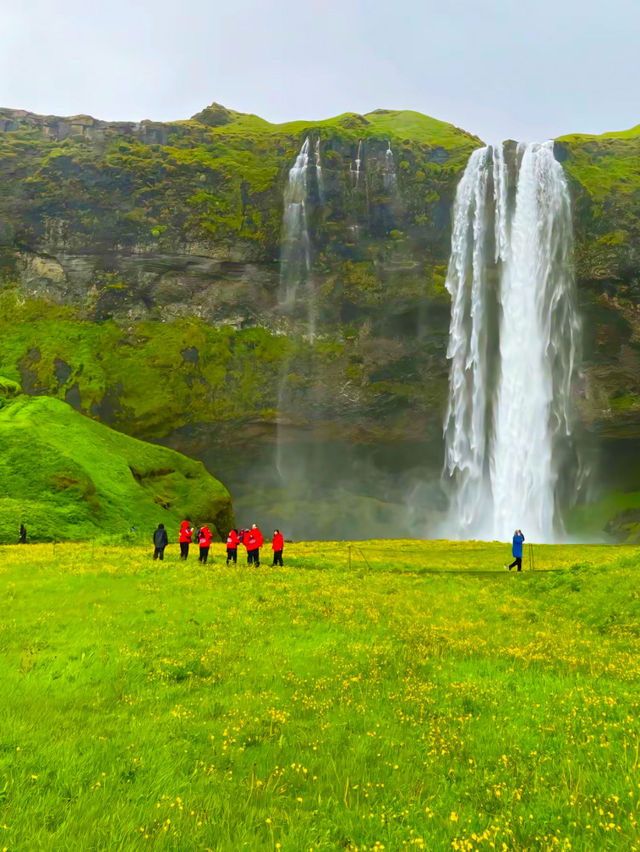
left=556, top=128, right=640, bottom=437
left=0, top=104, right=638, bottom=537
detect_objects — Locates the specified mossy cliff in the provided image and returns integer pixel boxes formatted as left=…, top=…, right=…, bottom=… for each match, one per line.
left=0, top=381, right=233, bottom=543
left=555, top=127, right=640, bottom=436
left=0, top=104, right=480, bottom=526
left=0, top=104, right=639, bottom=537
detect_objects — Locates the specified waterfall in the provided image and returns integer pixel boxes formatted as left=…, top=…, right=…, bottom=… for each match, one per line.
left=279, top=137, right=311, bottom=308
left=314, top=138, right=325, bottom=203
left=443, top=147, right=493, bottom=534
left=352, top=140, right=363, bottom=186
left=443, top=141, right=581, bottom=542
left=383, top=141, right=398, bottom=192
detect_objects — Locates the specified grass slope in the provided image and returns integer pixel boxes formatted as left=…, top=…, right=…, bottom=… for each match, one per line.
left=198, top=105, right=481, bottom=150
left=0, top=540, right=639, bottom=850
left=0, top=391, right=233, bottom=543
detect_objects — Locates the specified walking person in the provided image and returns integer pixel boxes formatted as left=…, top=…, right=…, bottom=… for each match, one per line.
left=179, top=519, right=193, bottom=560
left=153, top=523, right=168, bottom=560
left=272, top=529, right=284, bottom=567
left=226, top=529, right=239, bottom=564
left=18, top=523, right=27, bottom=544
left=198, top=524, right=213, bottom=564
left=506, top=529, right=525, bottom=571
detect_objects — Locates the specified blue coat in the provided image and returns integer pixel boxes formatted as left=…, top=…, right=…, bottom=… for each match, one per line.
left=512, top=534, right=524, bottom=558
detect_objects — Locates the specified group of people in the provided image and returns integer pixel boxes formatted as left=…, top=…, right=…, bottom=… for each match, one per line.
left=153, top=520, right=284, bottom=567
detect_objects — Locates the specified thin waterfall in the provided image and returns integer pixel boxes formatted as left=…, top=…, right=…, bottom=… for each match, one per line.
left=352, top=140, right=363, bottom=186
left=279, top=137, right=311, bottom=308
left=443, top=141, right=582, bottom=542
left=314, top=138, right=325, bottom=203
left=383, top=141, right=398, bottom=192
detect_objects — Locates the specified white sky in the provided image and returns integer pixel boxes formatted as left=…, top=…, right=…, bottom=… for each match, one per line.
left=2, top=0, right=639, bottom=142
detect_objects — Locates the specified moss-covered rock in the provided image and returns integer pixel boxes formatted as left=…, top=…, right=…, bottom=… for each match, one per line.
left=0, top=394, right=233, bottom=543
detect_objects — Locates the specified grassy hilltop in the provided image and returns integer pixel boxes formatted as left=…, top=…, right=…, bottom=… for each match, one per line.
left=1, top=540, right=639, bottom=850
left=0, top=387, right=233, bottom=542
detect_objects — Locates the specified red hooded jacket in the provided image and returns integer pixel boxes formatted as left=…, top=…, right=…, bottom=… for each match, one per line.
left=198, top=526, right=213, bottom=547
left=179, top=521, right=193, bottom=543
left=272, top=532, right=284, bottom=551
left=252, top=527, right=264, bottom=548
left=226, top=530, right=239, bottom=549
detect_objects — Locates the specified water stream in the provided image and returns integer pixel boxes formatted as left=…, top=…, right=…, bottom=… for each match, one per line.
left=443, top=141, right=582, bottom=542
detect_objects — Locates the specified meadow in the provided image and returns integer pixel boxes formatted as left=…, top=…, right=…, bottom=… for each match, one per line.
left=1, top=539, right=639, bottom=851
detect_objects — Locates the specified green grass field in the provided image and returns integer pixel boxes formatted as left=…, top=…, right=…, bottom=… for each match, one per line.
left=1, top=540, right=640, bottom=851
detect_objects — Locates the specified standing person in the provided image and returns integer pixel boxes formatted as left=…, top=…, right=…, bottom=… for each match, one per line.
left=198, top=524, right=213, bottom=564
left=244, top=527, right=256, bottom=566
left=507, top=529, right=525, bottom=571
left=18, top=523, right=27, bottom=544
left=179, top=519, right=193, bottom=560
left=153, top=523, right=168, bottom=560
left=250, top=523, right=263, bottom=567
left=226, top=529, right=239, bottom=564
left=272, top=529, right=284, bottom=566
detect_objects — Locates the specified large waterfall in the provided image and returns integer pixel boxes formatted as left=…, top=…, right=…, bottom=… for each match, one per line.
left=443, top=141, right=581, bottom=543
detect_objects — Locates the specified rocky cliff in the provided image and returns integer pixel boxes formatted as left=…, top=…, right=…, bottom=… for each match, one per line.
left=0, top=104, right=638, bottom=537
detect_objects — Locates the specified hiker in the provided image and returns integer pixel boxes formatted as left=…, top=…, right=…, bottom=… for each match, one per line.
left=507, top=529, right=525, bottom=571
left=245, top=523, right=263, bottom=567
left=198, top=524, right=213, bottom=564
left=153, top=523, right=168, bottom=560
left=272, top=529, right=284, bottom=566
left=226, top=528, right=239, bottom=564
left=18, top=523, right=27, bottom=544
left=179, top=519, right=193, bottom=560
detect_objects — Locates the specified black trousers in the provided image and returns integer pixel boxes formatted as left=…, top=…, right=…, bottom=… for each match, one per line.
left=180, top=542, right=189, bottom=559
left=247, top=548, right=260, bottom=566
left=199, top=546, right=209, bottom=564
left=272, top=550, right=283, bottom=566
left=509, top=557, right=522, bottom=571
left=153, top=547, right=165, bottom=561
left=226, top=548, right=237, bottom=563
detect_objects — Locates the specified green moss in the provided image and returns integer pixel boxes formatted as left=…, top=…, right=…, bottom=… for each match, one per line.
left=0, top=375, right=21, bottom=397
left=0, top=394, right=233, bottom=543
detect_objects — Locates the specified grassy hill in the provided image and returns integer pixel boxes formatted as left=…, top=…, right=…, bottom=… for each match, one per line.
left=0, top=539, right=638, bottom=849
left=0, top=385, right=233, bottom=542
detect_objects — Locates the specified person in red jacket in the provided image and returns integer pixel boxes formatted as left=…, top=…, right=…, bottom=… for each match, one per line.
left=272, top=529, right=284, bottom=566
left=197, top=524, right=213, bottom=564
left=179, top=519, right=193, bottom=560
left=246, top=523, right=263, bottom=567
left=226, top=529, right=239, bottom=565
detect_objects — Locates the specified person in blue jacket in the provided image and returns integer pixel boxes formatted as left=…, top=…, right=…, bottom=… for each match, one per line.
left=507, top=529, right=525, bottom=571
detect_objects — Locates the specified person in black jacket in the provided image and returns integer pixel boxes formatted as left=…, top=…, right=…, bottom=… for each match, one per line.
left=153, top=523, right=169, bottom=560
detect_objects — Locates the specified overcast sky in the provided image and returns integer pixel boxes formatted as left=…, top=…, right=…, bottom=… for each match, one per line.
left=3, top=0, right=639, bottom=142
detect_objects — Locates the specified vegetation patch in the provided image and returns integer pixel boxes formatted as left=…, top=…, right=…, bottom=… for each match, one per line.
left=0, top=392, right=233, bottom=542
left=0, top=540, right=638, bottom=849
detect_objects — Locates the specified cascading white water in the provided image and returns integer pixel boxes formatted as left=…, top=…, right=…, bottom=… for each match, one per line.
left=443, top=141, right=581, bottom=542
left=314, top=138, right=325, bottom=203
left=353, top=140, right=363, bottom=186
left=279, top=137, right=311, bottom=308
left=443, top=147, right=493, bottom=533
left=384, top=141, right=398, bottom=192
